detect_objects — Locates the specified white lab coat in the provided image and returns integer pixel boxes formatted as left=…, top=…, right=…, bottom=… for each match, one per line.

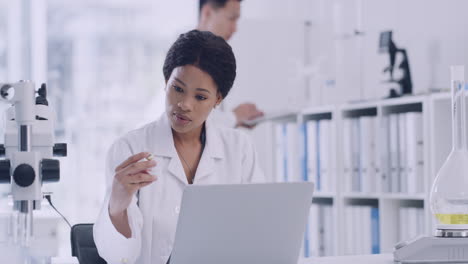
left=93, top=113, right=265, bottom=264
left=209, top=107, right=237, bottom=128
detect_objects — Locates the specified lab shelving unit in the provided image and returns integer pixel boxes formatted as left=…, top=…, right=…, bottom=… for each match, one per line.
left=300, top=106, right=337, bottom=257
left=266, top=92, right=452, bottom=257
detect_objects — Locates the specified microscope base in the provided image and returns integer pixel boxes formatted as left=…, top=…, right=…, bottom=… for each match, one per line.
left=394, top=235, right=468, bottom=263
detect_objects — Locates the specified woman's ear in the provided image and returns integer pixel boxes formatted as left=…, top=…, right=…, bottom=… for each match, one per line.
left=214, top=93, right=223, bottom=108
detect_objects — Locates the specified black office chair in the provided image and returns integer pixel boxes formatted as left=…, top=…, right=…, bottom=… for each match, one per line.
left=71, top=224, right=107, bottom=264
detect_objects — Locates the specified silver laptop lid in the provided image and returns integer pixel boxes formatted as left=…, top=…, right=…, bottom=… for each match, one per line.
left=170, top=182, right=314, bottom=264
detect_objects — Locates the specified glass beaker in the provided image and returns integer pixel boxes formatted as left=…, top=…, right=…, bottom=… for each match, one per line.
left=430, top=65, right=468, bottom=230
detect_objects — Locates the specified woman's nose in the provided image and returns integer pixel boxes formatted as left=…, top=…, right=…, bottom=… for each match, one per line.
left=177, top=98, right=192, bottom=111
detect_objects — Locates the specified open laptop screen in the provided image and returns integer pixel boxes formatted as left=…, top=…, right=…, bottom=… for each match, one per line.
left=170, top=182, right=314, bottom=264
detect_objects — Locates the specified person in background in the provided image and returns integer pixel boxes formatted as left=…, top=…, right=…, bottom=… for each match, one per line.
left=197, top=0, right=264, bottom=128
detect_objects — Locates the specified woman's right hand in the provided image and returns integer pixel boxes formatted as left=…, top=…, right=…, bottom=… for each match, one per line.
left=109, top=152, right=157, bottom=217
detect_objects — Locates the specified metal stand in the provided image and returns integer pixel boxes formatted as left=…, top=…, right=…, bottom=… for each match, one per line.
left=394, top=230, right=468, bottom=264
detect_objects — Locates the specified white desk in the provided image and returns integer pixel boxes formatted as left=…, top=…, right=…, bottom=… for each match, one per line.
left=8, top=254, right=392, bottom=264
left=51, top=257, right=78, bottom=264
left=54, top=255, right=393, bottom=264
left=53, top=255, right=392, bottom=264
left=299, top=254, right=394, bottom=264
left=52, top=254, right=396, bottom=264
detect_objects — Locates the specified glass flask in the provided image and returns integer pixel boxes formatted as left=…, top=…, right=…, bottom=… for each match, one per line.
left=430, top=65, right=468, bottom=230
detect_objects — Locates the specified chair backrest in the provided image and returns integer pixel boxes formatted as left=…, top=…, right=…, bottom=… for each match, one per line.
left=71, top=223, right=107, bottom=264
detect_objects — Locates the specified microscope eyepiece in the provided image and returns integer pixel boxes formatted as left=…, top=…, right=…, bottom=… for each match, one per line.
left=35, top=83, right=48, bottom=106
left=0, top=84, right=14, bottom=100
left=13, top=164, right=35, bottom=187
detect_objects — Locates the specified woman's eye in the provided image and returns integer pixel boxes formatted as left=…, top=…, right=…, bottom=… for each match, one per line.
left=196, top=95, right=207, bottom=101
left=173, top=85, right=183, bottom=93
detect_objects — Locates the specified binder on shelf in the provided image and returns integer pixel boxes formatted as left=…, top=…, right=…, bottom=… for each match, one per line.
left=316, top=121, right=322, bottom=191
left=317, top=205, right=326, bottom=256
left=342, top=116, right=379, bottom=193
left=360, top=116, right=377, bottom=193
left=286, top=122, right=301, bottom=182
left=398, top=113, right=408, bottom=193
left=306, top=120, right=317, bottom=185
left=342, top=118, right=353, bottom=193
left=417, top=207, right=425, bottom=235
left=274, top=122, right=302, bottom=183
left=319, top=120, right=331, bottom=192
left=399, top=207, right=424, bottom=242
left=324, top=205, right=334, bottom=255
left=301, top=123, right=308, bottom=182
left=361, top=206, right=371, bottom=254
left=360, top=118, right=370, bottom=193
left=399, top=206, right=408, bottom=241
left=409, top=207, right=419, bottom=239
left=371, top=118, right=380, bottom=191
left=406, top=112, right=424, bottom=194
left=274, top=123, right=286, bottom=183
left=351, top=205, right=360, bottom=254
left=344, top=205, right=354, bottom=255
left=307, top=204, right=320, bottom=257
left=380, top=115, right=391, bottom=193
left=345, top=205, right=380, bottom=255
left=306, top=203, right=334, bottom=257
left=371, top=207, right=380, bottom=254
left=351, top=118, right=361, bottom=192
left=389, top=114, right=400, bottom=193
left=380, top=112, right=424, bottom=194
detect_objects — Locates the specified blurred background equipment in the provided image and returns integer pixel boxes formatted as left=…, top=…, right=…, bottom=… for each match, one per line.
left=378, top=30, right=412, bottom=98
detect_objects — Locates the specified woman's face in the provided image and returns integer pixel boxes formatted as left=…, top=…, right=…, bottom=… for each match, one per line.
left=165, top=65, right=221, bottom=134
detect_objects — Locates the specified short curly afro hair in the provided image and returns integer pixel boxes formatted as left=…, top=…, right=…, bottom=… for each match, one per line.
left=163, top=30, right=236, bottom=99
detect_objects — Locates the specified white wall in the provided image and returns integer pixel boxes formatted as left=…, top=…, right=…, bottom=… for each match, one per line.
left=227, top=0, right=468, bottom=178
left=229, top=0, right=468, bottom=109
left=228, top=19, right=306, bottom=112
left=359, top=0, right=468, bottom=99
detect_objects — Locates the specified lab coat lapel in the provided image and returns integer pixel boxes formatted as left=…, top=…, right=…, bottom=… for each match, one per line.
left=194, top=150, right=216, bottom=182
left=194, top=118, right=224, bottom=183
left=167, top=157, right=188, bottom=185
left=151, top=115, right=188, bottom=185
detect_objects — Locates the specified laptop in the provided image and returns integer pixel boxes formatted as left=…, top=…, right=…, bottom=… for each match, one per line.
left=170, top=182, right=314, bottom=264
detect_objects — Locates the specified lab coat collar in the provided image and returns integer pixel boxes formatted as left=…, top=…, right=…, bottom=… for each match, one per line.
left=202, top=114, right=225, bottom=160
left=150, top=114, right=177, bottom=158
left=193, top=115, right=224, bottom=182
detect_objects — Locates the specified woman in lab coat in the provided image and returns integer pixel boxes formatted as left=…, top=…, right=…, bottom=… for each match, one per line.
left=93, top=30, right=264, bottom=264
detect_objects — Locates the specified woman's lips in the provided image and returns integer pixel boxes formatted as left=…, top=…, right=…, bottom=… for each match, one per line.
left=174, top=113, right=191, bottom=125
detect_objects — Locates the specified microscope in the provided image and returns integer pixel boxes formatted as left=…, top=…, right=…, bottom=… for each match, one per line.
left=379, top=31, right=413, bottom=98
left=0, top=80, right=66, bottom=248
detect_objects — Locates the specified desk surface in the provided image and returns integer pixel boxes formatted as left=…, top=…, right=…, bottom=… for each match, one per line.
left=18, top=254, right=395, bottom=264
left=51, top=257, right=78, bottom=264
left=299, top=254, right=394, bottom=264
left=51, top=254, right=393, bottom=264
left=50, top=254, right=393, bottom=264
